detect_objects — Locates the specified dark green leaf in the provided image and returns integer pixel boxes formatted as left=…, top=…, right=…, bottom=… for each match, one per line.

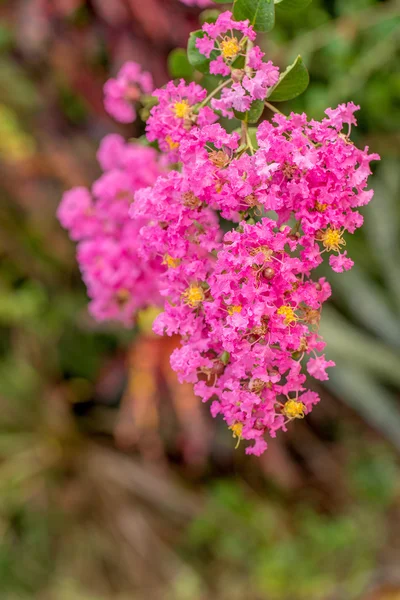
left=234, top=99, right=264, bottom=123
left=247, top=127, right=259, bottom=149
left=267, top=55, right=309, bottom=102
left=187, top=30, right=217, bottom=74
left=233, top=0, right=275, bottom=33
left=168, top=48, right=194, bottom=80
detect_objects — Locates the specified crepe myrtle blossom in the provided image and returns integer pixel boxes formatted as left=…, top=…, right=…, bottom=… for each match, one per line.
left=163, top=219, right=334, bottom=454
left=58, top=138, right=165, bottom=324
left=146, top=80, right=218, bottom=160
left=195, top=12, right=279, bottom=112
left=59, top=7, right=380, bottom=455
left=104, top=61, right=153, bottom=123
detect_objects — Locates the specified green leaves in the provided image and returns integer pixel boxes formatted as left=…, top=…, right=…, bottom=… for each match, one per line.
left=274, top=0, right=312, bottom=11
left=234, top=99, right=264, bottom=124
left=233, top=0, right=275, bottom=33
left=187, top=30, right=217, bottom=74
left=267, top=55, right=309, bottom=102
left=168, top=49, right=194, bottom=80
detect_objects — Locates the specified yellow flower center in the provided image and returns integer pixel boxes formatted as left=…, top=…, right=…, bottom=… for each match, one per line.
left=227, top=305, right=242, bottom=316
left=320, top=228, right=346, bottom=252
left=282, top=400, right=306, bottom=420
left=165, top=135, right=179, bottom=150
left=173, top=100, right=191, bottom=119
left=183, top=285, right=205, bottom=308
left=209, top=150, right=230, bottom=168
left=221, top=37, right=240, bottom=59
left=163, top=254, right=181, bottom=268
left=315, top=201, right=328, bottom=212
left=250, top=245, right=273, bottom=262
left=277, top=305, right=298, bottom=326
left=229, top=422, right=243, bottom=448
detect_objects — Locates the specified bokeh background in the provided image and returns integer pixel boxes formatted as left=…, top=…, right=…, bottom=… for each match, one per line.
left=0, top=0, right=399, bottom=598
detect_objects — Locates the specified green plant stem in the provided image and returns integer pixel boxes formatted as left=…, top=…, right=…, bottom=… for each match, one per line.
left=196, top=79, right=231, bottom=111
left=264, top=101, right=285, bottom=115
left=241, top=121, right=248, bottom=145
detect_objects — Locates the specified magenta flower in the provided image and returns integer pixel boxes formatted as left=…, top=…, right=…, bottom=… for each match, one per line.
left=104, top=61, right=153, bottom=124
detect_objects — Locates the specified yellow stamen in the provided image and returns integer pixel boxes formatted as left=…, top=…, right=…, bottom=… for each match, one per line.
left=183, top=284, right=205, bottom=308
left=277, top=305, right=298, bottom=326
left=320, top=227, right=346, bottom=252
left=220, top=37, right=240, bottom=60
left=315, top=201, right=328, bottom=212
left=173, top=100, right=191, bottom=119
left=209, top=150, right=230, bottom=168
left=166, top=135, right=179, bottom=150
left=302, top=307, right=320, bottom=326
left=229, top=422, right=243, bottom=448
left=163, top=254, right=181, bottom=268
left=227, top=305, right=242, bottom=316
left=182, top=191, right=201, bottom=209
left=249, top=245, right=273, bottom=262
left=282, top=400, right=306, bottom=420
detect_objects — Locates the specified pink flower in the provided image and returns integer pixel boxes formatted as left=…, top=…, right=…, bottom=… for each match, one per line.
left=329, top=252, right=354, bottom=273
left=58, top=187, right=99, bottom=241
left=146, top=80, right=217, bottom=161
left=307, top=355, right=335, bottom=381
left=104, top=61, right=153, bottom=123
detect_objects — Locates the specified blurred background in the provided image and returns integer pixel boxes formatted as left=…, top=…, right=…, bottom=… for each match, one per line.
left=0, top=0, right=399, bottom=598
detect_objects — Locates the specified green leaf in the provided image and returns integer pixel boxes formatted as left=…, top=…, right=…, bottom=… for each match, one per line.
left=274, top=0, right=312, bottom=11
left=211, top=0, right=228, bottom=3
left=234, top=99, right=264, bottom=123
left=247, top=127, right=259, bottom=149
left=233, top=0, right=275, bottom=33
left=168, top=48, right=194, bottom=80
left=187, top=30, right=217, bottom=74
left=267, top=55, right=309, bottom=102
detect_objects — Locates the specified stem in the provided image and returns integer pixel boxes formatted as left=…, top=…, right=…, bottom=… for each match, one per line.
left=244, top=39, right=253, bottom=77
left=264, top=101, right=285, bottom=116
left=240, top=39, right=254, bottom=149
left=241, top=121, right=247, bottom=145
left=196, top=79, right=231, bottom=111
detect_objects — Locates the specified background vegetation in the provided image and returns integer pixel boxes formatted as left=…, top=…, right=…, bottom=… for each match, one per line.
left=0, top=0, right=399, bottom=598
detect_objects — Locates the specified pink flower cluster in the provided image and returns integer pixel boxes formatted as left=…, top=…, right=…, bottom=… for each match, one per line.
left=196, top=11, right=280, bottom=114
left=58, top=135, right=165, bottom=324
left=132, top=102, right=378, bottom=454
left=59, top=10, right=379, bottom=455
